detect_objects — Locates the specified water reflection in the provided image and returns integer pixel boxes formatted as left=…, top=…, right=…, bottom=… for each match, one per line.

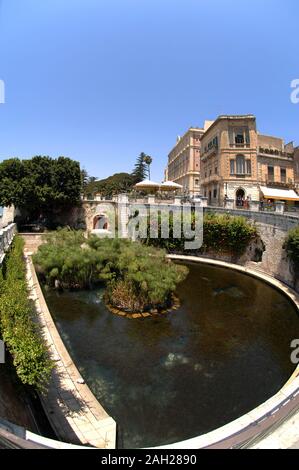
left=44, top=262, right=299, bottom=448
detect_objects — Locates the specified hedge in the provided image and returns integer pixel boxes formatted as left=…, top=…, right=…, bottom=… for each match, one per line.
left=142, top=212, right=257, bottom=256
left=0, top=236, right=53, bottom=390
left=285, top=226, right=299, bottom=270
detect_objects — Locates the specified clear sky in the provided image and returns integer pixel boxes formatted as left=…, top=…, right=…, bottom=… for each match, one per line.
left=0, top=0, right=298, bottom=181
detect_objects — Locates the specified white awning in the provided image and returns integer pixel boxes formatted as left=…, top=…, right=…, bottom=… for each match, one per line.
left=160, top=181, right=183, bottom=190
left=134, top=179, right=160, bottom=189
left=260, top=186, right=299, bottom=201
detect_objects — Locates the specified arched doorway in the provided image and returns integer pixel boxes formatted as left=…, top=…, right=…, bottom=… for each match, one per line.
left=93, top=214, right=109, bottom=230
left=236, top=188, right=245, bottom=207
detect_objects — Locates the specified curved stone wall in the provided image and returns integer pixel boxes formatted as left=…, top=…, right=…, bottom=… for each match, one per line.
left=151, top=255, right=299, bottom=449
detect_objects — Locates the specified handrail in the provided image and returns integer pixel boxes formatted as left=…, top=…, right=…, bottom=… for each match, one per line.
left=0, top=223, right=17, bottom=264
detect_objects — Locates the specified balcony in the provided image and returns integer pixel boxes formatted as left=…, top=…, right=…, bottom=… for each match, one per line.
left=258, top=147, right=294, bottom=159
left=201, top=144, right=218, bottom=159
left=229, top=143, right=251, bottom=149
left=264, top=179, right=295, bottom=189
left=201, top=174, right=222, bottom=184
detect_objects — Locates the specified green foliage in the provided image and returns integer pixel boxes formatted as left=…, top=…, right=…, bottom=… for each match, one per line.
left=34, top=229, right=102, bottom=289
left=202, top=213, right=257, bottom=255
left=285, top=226, right=299, bottom=270
left=84, top=172, right=135, bottom=198
left=104, top=240, right=187, bottom=311
left=83, top=153, right=153, bottom=197
left=0, top=156, right=82, bottom=221
left=142, top=154, right=153, bottom=180
left=132, top=152, right=148, bottom=183
left=143, top=212, right=257, bottom=256
left=80, top=169, right=97, bottom=193
left=34, top=229, right=188, bottom=312
left=0, top=237, right=53, bottom=390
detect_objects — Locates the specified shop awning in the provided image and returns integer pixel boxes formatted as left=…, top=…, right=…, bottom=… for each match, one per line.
left=260, top=186, right=299, bottom=201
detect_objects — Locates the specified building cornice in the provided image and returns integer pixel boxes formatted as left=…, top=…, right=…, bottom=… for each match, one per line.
left=168, top=127, right=204, bottom=156
left=200, top=115, right=256, bottom=140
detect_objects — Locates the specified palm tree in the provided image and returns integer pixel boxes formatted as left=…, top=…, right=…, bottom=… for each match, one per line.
left=143, top=155, right=153, bottom=180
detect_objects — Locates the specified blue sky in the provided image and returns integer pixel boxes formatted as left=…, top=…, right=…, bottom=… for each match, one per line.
left=0, top=0, right=298, bottom=181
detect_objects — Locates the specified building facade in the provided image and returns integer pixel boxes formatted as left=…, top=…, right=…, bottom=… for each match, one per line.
left=200, top=115, right=259, bottom=204
left=166, top=127, right=204, bottom=196
left=295, top=146, right=299, bottom=190
left=200, top=115, right=297, bottom=206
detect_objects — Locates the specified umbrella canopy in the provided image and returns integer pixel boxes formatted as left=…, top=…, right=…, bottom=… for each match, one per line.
left=134, top=179, right=160, bottom=190
left=160, top=181, right=183, bottom=190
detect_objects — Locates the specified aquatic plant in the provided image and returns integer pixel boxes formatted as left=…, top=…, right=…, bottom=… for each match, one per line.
left=33, top=229, right=188, bottom=312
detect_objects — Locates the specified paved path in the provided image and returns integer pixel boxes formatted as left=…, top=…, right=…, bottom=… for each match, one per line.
left=25, top=254, right=116, bottom=449
left=251, top=408, right=299, bottom=449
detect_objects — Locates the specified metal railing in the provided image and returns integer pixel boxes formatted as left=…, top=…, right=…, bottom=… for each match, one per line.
left=0, top=223, right=17, bottom=264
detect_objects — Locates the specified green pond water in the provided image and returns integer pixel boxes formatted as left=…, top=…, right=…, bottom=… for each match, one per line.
left=43, top=262, right=299, bottom=448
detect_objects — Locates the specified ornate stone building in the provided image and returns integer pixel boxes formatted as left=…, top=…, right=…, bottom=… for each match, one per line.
left=166, top=126, right=205, bottom=196
left=200, top=115, right=259, bottom=204
left=295, top=146, right=299, bottom=190
left=200, top=114, right=297, bottom=206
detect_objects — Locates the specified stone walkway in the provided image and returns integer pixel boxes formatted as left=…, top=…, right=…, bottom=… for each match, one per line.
left=25, top=254, right=116, bottom=449
left=251, top=409, right=299, bottom=449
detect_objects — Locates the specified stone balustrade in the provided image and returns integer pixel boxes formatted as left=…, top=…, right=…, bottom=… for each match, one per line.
left=0, top=223, right=17, bottom=264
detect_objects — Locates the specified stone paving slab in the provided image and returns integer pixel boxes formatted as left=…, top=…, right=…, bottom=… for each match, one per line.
left=25, top=253, right=116, bottom=449
left=252, top=409, right=299, bottom=449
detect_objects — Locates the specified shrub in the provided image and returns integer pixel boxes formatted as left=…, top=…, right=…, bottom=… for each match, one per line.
left=285, top=226, right=299, bottom=271
left=34, top=229, right=189, bottom=312
left=104, top=241, right=188, bottom=311
left=142, top=212, right=257, bottom=256
left=203, top=213, right=257, bottom=255
left=0, top=237, right=53, bottom=390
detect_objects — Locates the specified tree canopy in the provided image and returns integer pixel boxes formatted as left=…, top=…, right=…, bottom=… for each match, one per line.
left=84, top=172, right=135, bottom=198
left=83, top=152, right=154, bottom=198
left=132, top=152, right=148, bottom=183
left=0, top=156, right=81, bottom=219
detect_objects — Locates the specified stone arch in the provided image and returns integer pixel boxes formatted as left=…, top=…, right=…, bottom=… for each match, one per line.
left=93, top=213, right=109, bottom=230
left=235, top=187, right=246, bottom=207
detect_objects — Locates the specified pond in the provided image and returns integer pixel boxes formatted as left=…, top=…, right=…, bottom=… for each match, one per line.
left=43, top=262, right=299, bottom=448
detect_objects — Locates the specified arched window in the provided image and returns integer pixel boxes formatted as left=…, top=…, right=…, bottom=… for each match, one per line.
left=236, top=155, right=245, bottom=175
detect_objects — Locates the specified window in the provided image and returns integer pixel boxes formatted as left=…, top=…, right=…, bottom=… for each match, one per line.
left=195, top=179, right=199, bottom=186
left=280, top=168, right=286, bottom=183
left=268, top=166, right=274, bottom=182
left=236, top=155, right=245, bottom=174
left=205, top=171, right=207, bottom=178
left=215, top=167, right=218, bottom=174
left=205, top=136, right=218, bottom=153
left=229, top=127, right=250, bottom=146
left=246, top=160, right=251, bottom=175
left=213, top=188, right=217, bottom=198
left=235, top=134, right=244, bottom=144
left=230, top=159, right=235, bottom=175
